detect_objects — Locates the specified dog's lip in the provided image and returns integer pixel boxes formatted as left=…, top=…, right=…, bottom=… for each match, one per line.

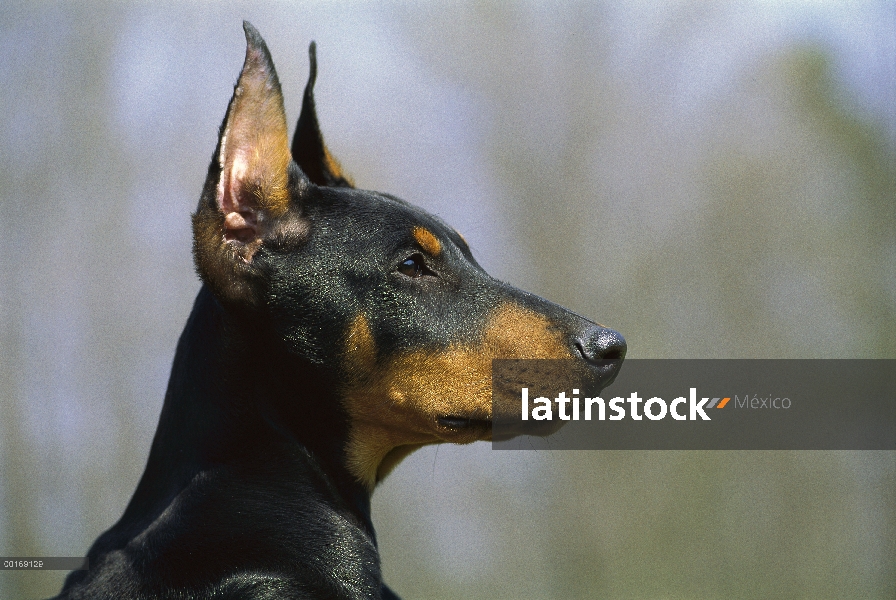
left=438, top=415, right=491, bottom=430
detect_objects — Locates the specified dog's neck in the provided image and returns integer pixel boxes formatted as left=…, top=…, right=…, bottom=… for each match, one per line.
left=121, top=285, right=376, bottom=543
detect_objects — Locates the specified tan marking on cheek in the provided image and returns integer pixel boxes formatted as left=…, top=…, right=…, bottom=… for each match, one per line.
left=412, top=226, right=442, bottom=256
left=341, top=302, right=572, bottom=489
left=344, top=313, right=376, bottom=378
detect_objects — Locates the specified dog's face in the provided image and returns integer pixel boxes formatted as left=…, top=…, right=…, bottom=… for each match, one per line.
left=193, top=23, right=625, bottom=488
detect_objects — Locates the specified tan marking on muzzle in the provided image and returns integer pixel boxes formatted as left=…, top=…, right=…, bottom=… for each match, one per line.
left=341, top=302, right=573, bottom=489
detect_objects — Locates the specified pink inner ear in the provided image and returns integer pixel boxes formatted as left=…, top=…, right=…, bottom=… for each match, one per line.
left=218, top=151, right=259, bottom=243
left=212, top=24, right=292, bottom=249
left=223, top=211, right=256, bottom=243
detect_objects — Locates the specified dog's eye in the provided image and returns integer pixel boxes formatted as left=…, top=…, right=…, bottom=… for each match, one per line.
left=397, top=255, right=426, bottom=278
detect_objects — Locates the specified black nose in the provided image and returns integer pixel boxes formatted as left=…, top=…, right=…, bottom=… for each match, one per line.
left=575, top=325, right=626, bottom=363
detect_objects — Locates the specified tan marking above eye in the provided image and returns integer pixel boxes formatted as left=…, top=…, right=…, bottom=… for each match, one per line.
left=340, top=302, right=573, bottom=489
left=412, top=226, right=442, bottom=256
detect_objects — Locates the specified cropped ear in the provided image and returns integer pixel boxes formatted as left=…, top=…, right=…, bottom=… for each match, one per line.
left=193, top=21, right=301, bottom=306
left=291, top=42, right=354, bottom=188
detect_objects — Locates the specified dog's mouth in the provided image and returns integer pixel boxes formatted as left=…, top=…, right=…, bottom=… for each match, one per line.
left=438, top=415, right=491, bottom=433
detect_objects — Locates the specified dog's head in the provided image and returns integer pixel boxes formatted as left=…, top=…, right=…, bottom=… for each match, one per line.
left=193, top=23, right=625, bottom=489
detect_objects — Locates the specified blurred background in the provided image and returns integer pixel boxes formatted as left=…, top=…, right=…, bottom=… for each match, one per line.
left=1, top=1, right=893, bottom=598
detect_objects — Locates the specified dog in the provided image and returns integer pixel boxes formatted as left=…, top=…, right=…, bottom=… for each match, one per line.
left=53, top=22, right=625, bottom=599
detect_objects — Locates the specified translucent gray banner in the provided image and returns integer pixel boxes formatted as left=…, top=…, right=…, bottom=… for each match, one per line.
left=491, top=360, right=895, bottom=450
left=0, top=557, right=88, bottom=570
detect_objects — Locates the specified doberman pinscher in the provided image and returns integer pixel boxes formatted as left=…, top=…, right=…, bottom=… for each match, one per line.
left=53, top=22, right=625, bottom=599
